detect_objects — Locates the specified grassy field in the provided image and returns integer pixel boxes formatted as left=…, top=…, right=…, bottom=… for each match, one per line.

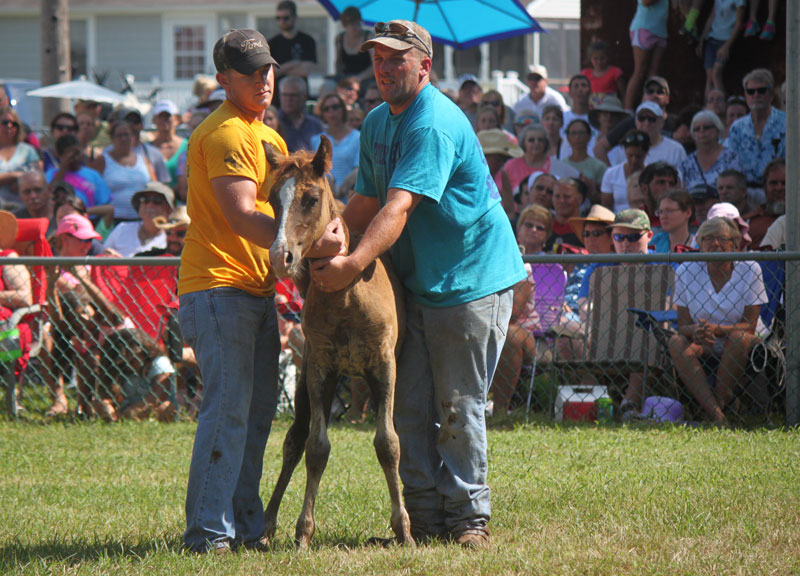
left=1, top=417, right=799, bottom=575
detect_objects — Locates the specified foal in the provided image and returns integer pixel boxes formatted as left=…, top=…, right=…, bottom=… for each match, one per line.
left=262, top=135, right=414, bottom=549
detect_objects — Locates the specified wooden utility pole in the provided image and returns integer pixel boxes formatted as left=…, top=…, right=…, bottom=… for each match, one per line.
left=41, top=0, right=71, bottom=127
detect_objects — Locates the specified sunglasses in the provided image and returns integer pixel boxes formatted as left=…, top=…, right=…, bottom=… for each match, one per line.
left=139, top=195, right=166, bottom=205
left=1, top=120, right=19, bottom=129
left=613, top=232, right=646, bottom=242
left=373, top=21, right=432, bottom=57
left=322, top=104, right=342, bottom=112
left=526, top=137, right=548, bottom=143
left=582, top=229, right=608, bottom=238
left=166, top=228, right=187, bottom=238
left=483, top=99, right=501, bottom=107
left=636, top=115, right=658, bottom=123
left=54, top=123, right=78, bottom=132
left=645, top=87, right=666, bottom=95
left=364, top=97, right=382, bottom=106
left=745, top=86, right=770, bottom=96
left=534, top=184, right=554, bottom=194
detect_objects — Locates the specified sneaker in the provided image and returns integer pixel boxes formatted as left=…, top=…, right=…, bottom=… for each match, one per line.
left=453, top=527, right=490, bottom=549
left=620, top=399, right=638, bottom=422
left=760, top=20, right=776, bottom=40
left=210, top=538, right=232, bottom=556
left=744, top=20, right=760, bottom=38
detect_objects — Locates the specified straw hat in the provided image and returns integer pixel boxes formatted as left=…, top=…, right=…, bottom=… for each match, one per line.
left=478, top=129, right=523, bottom=158
left=568, top=204, right=615, bottom=238
left=0, top=210, right=19, bottom=250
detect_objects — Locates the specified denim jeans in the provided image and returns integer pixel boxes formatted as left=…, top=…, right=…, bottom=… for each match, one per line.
left=179, top=287, right=280, bottom=551
left=394, top=288, right=512, bottom=537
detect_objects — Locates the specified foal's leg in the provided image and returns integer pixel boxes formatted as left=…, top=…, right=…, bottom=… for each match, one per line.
left=368, top=353, right=415, bottom=546
left=263, top=349, right=312, bottom=541
left=295, top=368, right=338, bottom=549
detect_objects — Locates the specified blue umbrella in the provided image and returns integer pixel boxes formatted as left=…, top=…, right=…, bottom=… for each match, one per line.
left=318, top=0, right=544, bottom=50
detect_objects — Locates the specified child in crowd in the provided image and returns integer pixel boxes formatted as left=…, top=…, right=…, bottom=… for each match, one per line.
left=743, top=0, right=778, bottom=40
left=625, top=0, right=669, bottom=111
left=581, top=41, right=626, bottom=106
left=98, top=327, right=177, bottom=422
left=696, top=0, right=746, bottom=96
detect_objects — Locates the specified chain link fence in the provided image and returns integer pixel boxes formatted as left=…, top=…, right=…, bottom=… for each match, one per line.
left=492, top=251, right=798, bottom=427
left=1, top=253, right=797, bottom=427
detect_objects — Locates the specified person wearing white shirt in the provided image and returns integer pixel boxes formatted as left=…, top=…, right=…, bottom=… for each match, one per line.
left=513, top=65, right=569, bottom=118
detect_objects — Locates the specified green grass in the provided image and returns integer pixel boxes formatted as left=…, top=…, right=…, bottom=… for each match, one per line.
left=1, top=417, right=799, bottom=575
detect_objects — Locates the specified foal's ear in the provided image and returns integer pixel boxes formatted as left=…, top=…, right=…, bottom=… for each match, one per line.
left=312, top=134, right=333, bottom=177
left=263, top=140, right=282, bottom=171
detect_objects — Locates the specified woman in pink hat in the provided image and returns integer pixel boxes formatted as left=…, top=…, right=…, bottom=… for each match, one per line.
left=49, top=213, right=125, bottom=420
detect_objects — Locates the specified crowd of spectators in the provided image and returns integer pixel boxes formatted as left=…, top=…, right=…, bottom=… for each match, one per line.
left=0, top=1, right=788, bottom=423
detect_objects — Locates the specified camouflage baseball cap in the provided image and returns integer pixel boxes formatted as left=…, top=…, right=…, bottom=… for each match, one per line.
left=608, top=208, right=651, bottom=231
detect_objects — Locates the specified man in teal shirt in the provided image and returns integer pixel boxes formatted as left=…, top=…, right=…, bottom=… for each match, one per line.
left=311, top=20, right=525, bottom=548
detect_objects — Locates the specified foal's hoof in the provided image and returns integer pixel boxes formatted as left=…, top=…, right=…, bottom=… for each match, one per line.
left=295, top=535, right=312, bottom=551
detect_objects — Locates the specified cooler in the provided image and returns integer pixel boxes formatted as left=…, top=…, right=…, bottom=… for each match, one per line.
left=555, top=385, right=610, bottom=422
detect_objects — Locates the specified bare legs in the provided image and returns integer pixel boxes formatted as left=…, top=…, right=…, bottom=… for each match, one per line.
left=624, top=45, right=666, bottom=110
left=491, top=324, right=536, bottom=415
left=669, top=330, right=758, bottom=422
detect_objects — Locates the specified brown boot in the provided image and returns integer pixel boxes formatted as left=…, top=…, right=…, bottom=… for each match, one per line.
left=453, top=526, right=490, bottom=549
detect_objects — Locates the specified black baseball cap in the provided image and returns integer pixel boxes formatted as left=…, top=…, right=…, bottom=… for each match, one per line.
left=213, top=29, right=280, bottom=75
left=689, top=184, right=719, bottom=200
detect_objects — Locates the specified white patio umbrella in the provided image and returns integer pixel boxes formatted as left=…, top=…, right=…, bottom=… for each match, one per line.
left=26, top=79, right=128, bottom=104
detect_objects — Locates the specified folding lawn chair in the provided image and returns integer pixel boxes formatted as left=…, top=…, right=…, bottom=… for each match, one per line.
left=549, top=264, right=675, bottom=413
left=5, top=218, right=51, bottom=417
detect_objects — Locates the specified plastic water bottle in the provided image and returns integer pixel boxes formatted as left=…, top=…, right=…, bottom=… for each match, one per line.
left=596, top=397, right=614, bottom=423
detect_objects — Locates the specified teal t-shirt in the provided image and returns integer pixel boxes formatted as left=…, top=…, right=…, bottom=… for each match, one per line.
left=355, top=83, right=526, bottom=308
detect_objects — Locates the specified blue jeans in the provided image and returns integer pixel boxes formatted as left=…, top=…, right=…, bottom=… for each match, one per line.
left=179, top=287, right=280, bottom=551
left=394, top=288, right=512, bottom=537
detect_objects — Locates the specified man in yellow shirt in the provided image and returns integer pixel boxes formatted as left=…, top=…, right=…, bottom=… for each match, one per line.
left=178, top=28, right=287, bottom=554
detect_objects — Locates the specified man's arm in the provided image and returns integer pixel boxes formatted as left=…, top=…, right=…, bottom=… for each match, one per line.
left=310, top=188, right=421, bottom=291
left=212, top=176, right=278, bottom=249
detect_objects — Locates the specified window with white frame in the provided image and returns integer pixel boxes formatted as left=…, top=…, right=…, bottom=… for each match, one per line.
left=174, top=25, right=206, bottom=80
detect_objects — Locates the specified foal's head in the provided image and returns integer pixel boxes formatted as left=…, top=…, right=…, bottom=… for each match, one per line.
left=264, top=135, right=339, bottom=277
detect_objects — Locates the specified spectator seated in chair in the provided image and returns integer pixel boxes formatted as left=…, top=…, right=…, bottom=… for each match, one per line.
left=668, top=216, right=767, bottom=423
left=0, top=210, right=34, bottom=412
left=46, top=213, right=130, bottom=420
left=490, top=204, right=551, bottom=416
left=98, top=327, right=177, bottom=422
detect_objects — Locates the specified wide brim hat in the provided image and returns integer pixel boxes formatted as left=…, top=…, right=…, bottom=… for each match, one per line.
left=568, top=204, right=615, bottom=238
left=589, top=96, right=630, bottom=129
left=478, top=129, right=522, bottom=158
left=0, top=210, right=18, bottom=249
left=131, top=181, right=176, bottom=211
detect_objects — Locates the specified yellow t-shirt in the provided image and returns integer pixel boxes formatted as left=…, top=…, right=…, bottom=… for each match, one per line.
left=178, top=100, right=288, bottom=298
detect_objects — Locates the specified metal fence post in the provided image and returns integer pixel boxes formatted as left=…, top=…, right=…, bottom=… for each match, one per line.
left=785, top=0, right=799, bottom=426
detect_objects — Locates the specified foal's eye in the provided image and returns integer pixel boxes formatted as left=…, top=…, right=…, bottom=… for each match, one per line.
left=301, top=194, right=319, bottom=211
